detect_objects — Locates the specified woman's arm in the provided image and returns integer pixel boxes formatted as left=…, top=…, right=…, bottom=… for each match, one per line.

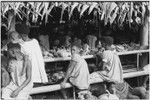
left=1, top=67, right=11, bottom=87
left=16, top=59, right=32, bottom=92
left=20, top=54, right=29, bottom=76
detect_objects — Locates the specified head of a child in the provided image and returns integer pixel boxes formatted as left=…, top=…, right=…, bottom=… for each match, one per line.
left=96, top=39, right=102, bottom=49
left=16, top=23, right=30, bottom=41
left=8, top=31, right=21, bottom=43
left=101, top=36, right=114, bottom=50
left=71, top=43, right=82, bottom=56
left=7, top=43, right=23, bottom=60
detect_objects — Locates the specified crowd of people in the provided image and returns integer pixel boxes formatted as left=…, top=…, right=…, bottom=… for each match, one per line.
left=1, top=22, right=149, bottom=100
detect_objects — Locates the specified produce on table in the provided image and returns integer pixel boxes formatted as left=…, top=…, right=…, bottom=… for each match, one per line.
left=47, top=71, right=65, bottom=84
left=86, top=35, right=97, bottom=50
left=57, top=48, right=71, bottom=57
left=42, top=37, right=145, bottom=59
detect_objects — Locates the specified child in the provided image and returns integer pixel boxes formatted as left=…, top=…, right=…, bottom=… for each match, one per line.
left=2, top=43, right=33, bottom=100
left=1, top=31, right=24, bottom=51
left=60, top=43, right=90, bottom=99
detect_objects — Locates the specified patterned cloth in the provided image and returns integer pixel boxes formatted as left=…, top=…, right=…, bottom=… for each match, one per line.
left=100, top=50, right=123, bottom=83
left=114, top=81, right=130, bottom=99
left=2, top=60, right=33, bottom=100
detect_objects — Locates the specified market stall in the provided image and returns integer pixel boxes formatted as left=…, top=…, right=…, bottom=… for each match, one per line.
left=1, top=1, right=150, bottom=99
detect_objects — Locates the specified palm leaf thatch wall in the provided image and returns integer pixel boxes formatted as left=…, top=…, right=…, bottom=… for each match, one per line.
left=1, top=1, right=150, bottom=46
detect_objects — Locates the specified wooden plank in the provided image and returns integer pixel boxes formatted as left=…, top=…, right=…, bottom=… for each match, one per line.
left=44, top=55, right=94, bottom=62
left=30, top=70, right=149, bottom=95
left=44, top=49, right=150, bottom=62
left=117, top=49, right=150, bottom=55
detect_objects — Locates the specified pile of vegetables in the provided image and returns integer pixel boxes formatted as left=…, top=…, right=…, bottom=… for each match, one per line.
left=47, top=71, right=65, bottom=84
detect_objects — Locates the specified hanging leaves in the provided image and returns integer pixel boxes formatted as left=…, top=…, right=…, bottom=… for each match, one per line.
left=2, top=2, right=11, bottom=17
left=45, top=2, right=55, bottom=23
left=110, top=7, right=119, bottom=25
left=60, top=2, right=68, bottom=23
left=105, top=2, right=118, bottom=25
left=77, top=3, right=82, bottom=12
left=128, top=2, right=134, bottom=27
left=88, top=2, right=98, bottom=15
left=80, top=3, right=89, bottom=18
left=1, top=1, right=149, bottom=27
left=101, top=2, right=108, bottom=20
left=141, top=3, right=146, bottom=24
left=69, top=2, right=78, bottom=20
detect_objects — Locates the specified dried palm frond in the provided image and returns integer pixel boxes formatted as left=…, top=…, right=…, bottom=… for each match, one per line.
left=41, top=2, right=49, bottom=23
left=1, top=1, right=149, bottom=26
left=45, top=2, right=55, bottom=23
left=106, top=2, right=118, bottom=25
left=101, top=2, right=108, bottom=20
left=88, top=2, right=98, bottom=15
left=69, top=2, right=78, bottom=20
left=80, top=3, right=89, bottom=18
left=77, top=3, right=82, bottom=12
left=110, top=7, right=119, bottom=25
left=128, top=2, right=134, bottom=27
left=60, top=2, right=68, bottom=23
left=2, top=2, right=11, bottom=17
left=104, top=2, right=111, bottom=25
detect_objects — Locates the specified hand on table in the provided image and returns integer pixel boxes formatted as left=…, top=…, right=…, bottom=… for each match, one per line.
left=10, top=89, right=20, bottom=98
left=60, top=82, right=66, bottom=89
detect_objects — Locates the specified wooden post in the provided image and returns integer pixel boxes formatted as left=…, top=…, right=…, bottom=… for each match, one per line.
left=140, top=6, right=149, bottom=68
left=139, top=5, right=149, bottom=86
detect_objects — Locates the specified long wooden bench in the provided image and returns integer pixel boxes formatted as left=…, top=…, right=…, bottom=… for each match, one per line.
left=30, top=70, right=149, bottom=95
left=31, top=50, right=149, bottom=94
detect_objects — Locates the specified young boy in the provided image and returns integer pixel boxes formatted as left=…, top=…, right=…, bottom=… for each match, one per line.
left=60, top=43, right=90, bottom=99
left=2, top=43, right=33, bottom=100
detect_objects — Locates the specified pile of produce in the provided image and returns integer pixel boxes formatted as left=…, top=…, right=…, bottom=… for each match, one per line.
left=42, top=40, right=146, bottom=60
left=42, top=48, right=71, bottom=59
left=112, top=42, right=141, bottom=52
left=47, top=71, right=65, bottom=84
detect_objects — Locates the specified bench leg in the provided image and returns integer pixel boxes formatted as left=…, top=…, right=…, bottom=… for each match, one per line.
left=73, top=87, right=76, bottom=99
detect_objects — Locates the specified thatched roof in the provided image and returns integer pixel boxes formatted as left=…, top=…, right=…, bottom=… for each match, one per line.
left=1, top=1, right=150, bottom=26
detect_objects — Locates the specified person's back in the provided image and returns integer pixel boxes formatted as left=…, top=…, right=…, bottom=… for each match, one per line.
left=21, top=39, right=48, bottom=83
left=102, top=50, right=123, bottom=83
left=16, top=23, right=48, bottom=83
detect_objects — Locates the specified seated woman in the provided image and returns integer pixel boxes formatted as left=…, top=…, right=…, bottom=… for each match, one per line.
left=2, top=43, right=33, bottom=100
left=60, top=43, right=90, bottom=99
left=92, top=36, right=149, bottom=99
left=91, top=36, right=123, bottom=83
